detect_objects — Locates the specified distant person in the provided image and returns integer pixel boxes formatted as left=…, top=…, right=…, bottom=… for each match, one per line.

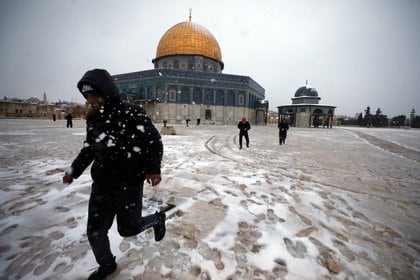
left=186, top=118, right=191, bottom=127
left=196, top=118, right=200, bottom=126
left=163, top=119, right=167, bottom=127
left=65, top=113, right=73, bottom=128
left=278, top=119, right=289, bottom=145
left=237, top=116, right=251, bottom=149
left=62, top=69, right=165, bottom=280
left=52, top=114, right=56, bottom=122
left=323, top=117, right=332, bottom=128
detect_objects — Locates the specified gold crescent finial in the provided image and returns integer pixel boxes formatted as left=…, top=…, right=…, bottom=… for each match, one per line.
left=189, top=8, right=192, bottom=21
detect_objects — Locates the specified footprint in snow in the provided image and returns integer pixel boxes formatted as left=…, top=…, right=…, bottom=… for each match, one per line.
left=273, top=258, right=288, bottom=277
left=283, top=237, right=307, bottom=258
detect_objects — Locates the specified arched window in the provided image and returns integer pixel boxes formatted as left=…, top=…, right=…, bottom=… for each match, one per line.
left=173, top=60, right=179, bottom=68
left=227, top=90, right=235, bottom=106
left=138, top=88, right=145, bottom=100
left=181, top=87, right=190, bottom=103
left=193, top=88, right=203, bottom=104
left=313, top=108, right=323, bottom=115
left=215, top=89, right=224, bottom=105
left=204, top=89, right=214, bottom=105
left=168, top=86, right=176, bottom=102
left=156, top=86, right=163, bottom=100
left=238, top=91, right=245, bottom=106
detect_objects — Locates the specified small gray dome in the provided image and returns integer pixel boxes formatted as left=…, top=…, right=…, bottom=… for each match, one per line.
left=295, top=86, right=318, bottom=97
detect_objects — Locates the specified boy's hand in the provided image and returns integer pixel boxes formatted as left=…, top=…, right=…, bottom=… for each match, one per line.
left=146, top=174, right=161, bottom=186
left=63, top=174, right=74, bottom=185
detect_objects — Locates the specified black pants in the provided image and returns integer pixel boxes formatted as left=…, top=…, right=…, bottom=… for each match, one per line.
left=279, top=133, right=287, bottom=144
left=87, top=178, right=159, bottom=265
left=239, top=132, right=249, bottom=148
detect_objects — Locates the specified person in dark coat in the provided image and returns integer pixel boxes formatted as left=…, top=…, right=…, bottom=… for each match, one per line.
left=65, top=113, right=73, bottom=128
left=237, top=116, right=251, bottom=149
left=278, top=119, right=289, bottom=145
left=62, top=69, right=165, bottom=280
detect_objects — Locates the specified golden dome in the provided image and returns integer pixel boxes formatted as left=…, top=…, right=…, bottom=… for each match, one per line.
left=154, top=21, right=223, bottom=66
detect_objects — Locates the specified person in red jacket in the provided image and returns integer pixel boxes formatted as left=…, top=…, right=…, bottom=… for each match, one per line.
left=63, top=69, right=165, bottom=280
left=237, top=116, right=251, bottom=149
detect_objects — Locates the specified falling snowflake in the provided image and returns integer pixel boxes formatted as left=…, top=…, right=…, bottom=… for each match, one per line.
left=107, top=139, right=115, bottom=147
left=137, top=125, right=145, bottom=133
left=96, top=133, right=106, bottom=142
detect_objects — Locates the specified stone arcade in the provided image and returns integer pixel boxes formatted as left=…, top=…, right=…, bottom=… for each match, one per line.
left=277, top=81, right=336, bottom=128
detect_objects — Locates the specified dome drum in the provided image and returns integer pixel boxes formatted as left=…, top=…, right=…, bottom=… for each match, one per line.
left=154, top=55, right=222, bottom=73
left=292, top=96, right=321, bottom=105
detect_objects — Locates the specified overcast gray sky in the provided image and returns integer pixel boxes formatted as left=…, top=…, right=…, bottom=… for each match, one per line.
left=1, top=0, right=419, bottom=117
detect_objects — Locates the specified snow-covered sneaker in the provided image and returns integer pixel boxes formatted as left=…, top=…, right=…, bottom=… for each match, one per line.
left=88, top=257, right=117, bottom=280
left=153, top=211, right=166, bottom=242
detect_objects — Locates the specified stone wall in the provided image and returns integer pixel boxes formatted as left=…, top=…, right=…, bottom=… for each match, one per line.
left=0, top=101, right=57, bottom=118
left=141, top=102, right=262, bottom=125
left=0, top=101, right=87, bottom=119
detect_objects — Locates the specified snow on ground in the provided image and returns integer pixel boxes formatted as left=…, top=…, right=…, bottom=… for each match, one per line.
left=0, top=119, right=419, bottom=280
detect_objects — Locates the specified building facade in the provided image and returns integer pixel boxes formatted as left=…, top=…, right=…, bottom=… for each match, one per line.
left=277, top=82, right=336, bottom=128
left=0, top=100, right=86, bottom=119
left=113, top=18, right=267, bottom=125
left=0, top=100, right=57, bottom=118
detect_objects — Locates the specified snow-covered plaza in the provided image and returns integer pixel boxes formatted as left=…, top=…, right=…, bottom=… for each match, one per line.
left=0, top=119, right=419, bottom=279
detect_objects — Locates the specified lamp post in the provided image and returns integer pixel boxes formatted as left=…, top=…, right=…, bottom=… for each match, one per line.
left=259, top=99, right=268, bottom=125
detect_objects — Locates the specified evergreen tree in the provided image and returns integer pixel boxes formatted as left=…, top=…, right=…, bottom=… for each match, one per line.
left=372, top=108, right=388, bottom=127
left=364, top=106, right=371, bottom=127
left=390, top=115, right=406, bottom=126
left=357, top=112, right=364, bottom=126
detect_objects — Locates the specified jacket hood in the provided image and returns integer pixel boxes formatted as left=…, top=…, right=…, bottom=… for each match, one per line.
left=77, top=69, right=121, bottom=105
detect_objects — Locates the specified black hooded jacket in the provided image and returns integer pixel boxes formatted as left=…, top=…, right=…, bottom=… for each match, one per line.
left=237, top=121, right=251, bottom=134
left=68, top=69, right=163, bottom=182
left=278, top=121, right=289, bottom=138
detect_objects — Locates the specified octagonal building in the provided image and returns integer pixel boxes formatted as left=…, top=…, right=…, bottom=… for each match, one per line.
left=277, top=81, right=336, bottom=128
left=112, top=16, right=267, bottom=125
